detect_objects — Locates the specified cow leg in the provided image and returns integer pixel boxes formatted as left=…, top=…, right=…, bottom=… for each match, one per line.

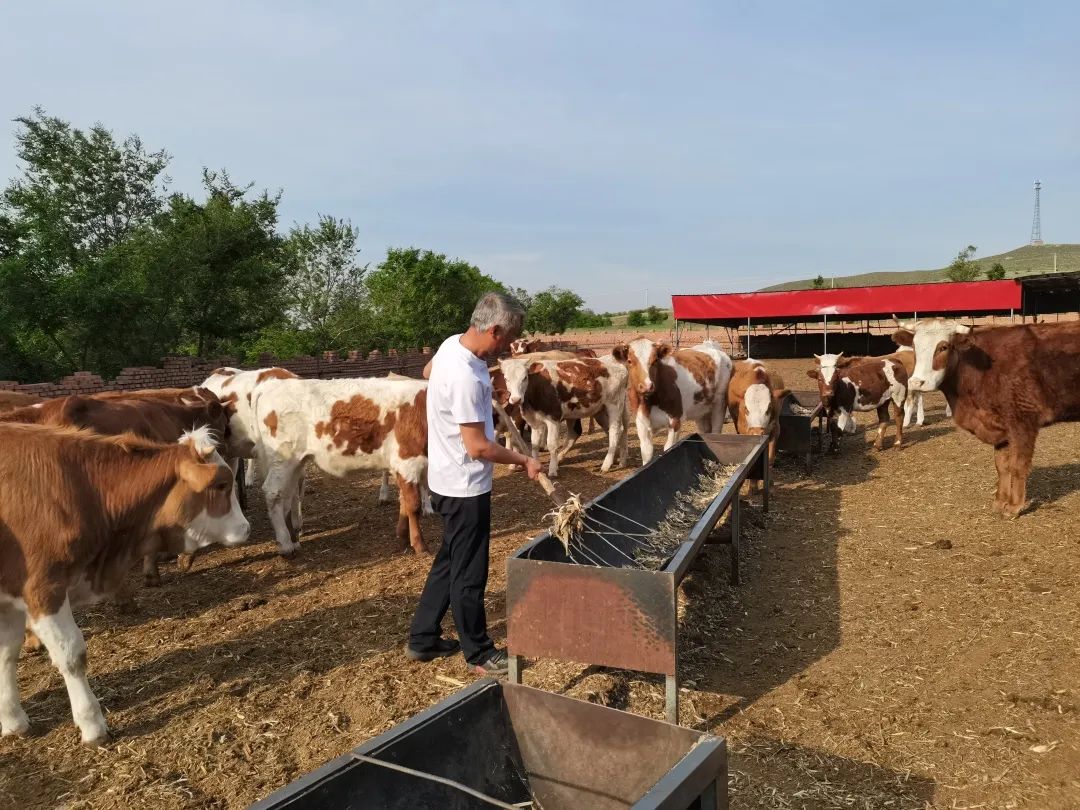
left=662, top=417, right=682, bottom=453
left=1004, top=431, right=1036, bottom=518
left=557, top=419, right=583, bottom=462
left=993, top=443, right=1012, bottom=513
left=599, top=404, right=621, bottom=472
left=543, top=417, right=562, bottom=478
left=892, top=401, right=904, bottom=448
left=30, top=599, right=108, bottom=745
left=874, top=404, right=889, bottom=450
left=378, top=471, right=393, bottom=505
left=916, top=393, right=926, bottom=426
left=142, top=534, right=162, bottom=587
left=285, top=470, right=306, bottom=546
left=636, top=408, right=656, bottom=466
left=945, top=400, right=953, bottom=419
left=395, top=474, right=428, bottom=554
left=0, top=605, right=30, bottom=737
left=420, top=479, right=435, bottom=516
left=902, top=394, right=915, bottom=427
left=263, top=461, right=302, bottom=555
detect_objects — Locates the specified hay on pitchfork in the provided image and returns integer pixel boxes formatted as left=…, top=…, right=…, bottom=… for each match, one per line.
left=546, top=492, right=586, bottom=554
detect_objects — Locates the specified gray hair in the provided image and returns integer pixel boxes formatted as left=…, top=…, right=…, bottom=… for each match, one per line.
left=470, top=291, right=525, bottom=333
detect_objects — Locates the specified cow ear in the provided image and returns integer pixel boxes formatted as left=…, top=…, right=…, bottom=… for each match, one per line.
left=655, top=342, right=672, bottom=360
left=179, top=459, right=218, bottom=493
left=806, top=369, right=819, bottom=379
left=527, top=362, right=545, bottom=374
left=773, top=388, right=791, bottom=403
left=611, top=343, right=629, bottom=362
left=892, top=329, right=914, bottom=347
left=956, top=323, right=973, bottom=334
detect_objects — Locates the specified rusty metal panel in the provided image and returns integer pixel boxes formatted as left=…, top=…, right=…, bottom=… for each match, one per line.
left=507, top=559, right=677, bottom=676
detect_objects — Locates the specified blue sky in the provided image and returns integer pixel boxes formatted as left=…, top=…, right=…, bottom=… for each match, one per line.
left=2, top=1, right=1077, bottom=311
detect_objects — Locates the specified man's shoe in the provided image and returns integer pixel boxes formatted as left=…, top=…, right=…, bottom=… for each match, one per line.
left=405, top=638, right=460, bottom=662
left=473, top=648, right=509, bottom=676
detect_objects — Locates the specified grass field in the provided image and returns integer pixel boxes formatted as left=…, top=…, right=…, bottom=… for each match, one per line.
left=760, top=243, right=1080, bottom=291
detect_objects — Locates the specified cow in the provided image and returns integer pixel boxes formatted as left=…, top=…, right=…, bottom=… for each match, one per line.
left=0, top=423, right=249, bottom=744
left=727, top=359, right=788, bottom=464
left=498, top=356, right=628, bottom=477
left=807, top=353, right=907, bottom=451
left=510, top=339, right=598, bottom=359
left=0, top=391, right=43, bottom=412
left=251, top=377, right=430, bottom=556
left=893, top=318, right=1080, bottom=517
left=1, top=393, right=235, bottom=586
left=611, top=338, right=733, bottom=465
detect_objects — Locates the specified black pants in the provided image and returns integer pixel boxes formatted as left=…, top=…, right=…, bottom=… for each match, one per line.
left=408, top=491, right=494, bottom=665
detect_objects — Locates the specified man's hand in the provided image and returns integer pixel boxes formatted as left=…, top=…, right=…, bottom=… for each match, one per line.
left=522, top=457, right=542, bottom=480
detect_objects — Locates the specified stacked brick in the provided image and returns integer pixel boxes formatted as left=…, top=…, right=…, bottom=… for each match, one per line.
left=0, top=347, right=435, bottom=399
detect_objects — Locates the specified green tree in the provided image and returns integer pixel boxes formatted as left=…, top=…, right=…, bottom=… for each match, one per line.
left=525, top=287, right=583, bottom=334
left=0, top=108, right=170, bottom=378
left=645, top=305, right=666, bottom=324
left=139, top=170, right=290, bottom=357
left=985, top=262, right=1006, bottom=281
left=365, top=247, right=507, bottom=348
left=812, top=274, right=826, bottom=289
left=283, top=215, right=367, bottom=352
left=626, top=309, right=647, bottom=327
left=944, top=245, right=981, bottom=283
left=570, top=309, right=612, bottom=328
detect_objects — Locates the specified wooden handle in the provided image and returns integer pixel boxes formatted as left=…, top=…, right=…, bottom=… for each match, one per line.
left=536, top=474, right=556, bottom=496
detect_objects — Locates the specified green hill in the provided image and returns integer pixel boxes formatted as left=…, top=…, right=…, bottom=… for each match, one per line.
left=760, top=243, right=1080, bottom=291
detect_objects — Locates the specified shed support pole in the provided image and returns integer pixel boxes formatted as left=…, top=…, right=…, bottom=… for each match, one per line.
left=823, top=314, right=828, bottom=354
left=674, top=319, right=681, bottom=348
left=747, top=316, right=751, bottom=357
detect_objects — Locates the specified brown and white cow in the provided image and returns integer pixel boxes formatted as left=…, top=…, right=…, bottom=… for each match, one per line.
left=0, top=424, right=249, bottom=744
left=509, top=339, right=598, bottom=358
left=202, top=367, right=298, bottom=475
left=727, top=359, right=788, bottom=464
left=612, top=338, right=733, bottom=465
left=807, top=353, right=907, bottom=451
left=894, top=318, right=1080, bottom=517
left=1, top=393, right=236, bottom=585
left=251, top=377, right=430, bottom=555
left=498, top=356, right=628, bottom=477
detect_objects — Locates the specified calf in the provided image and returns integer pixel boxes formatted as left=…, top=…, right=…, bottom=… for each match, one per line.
left=894, top=318, right=1080, bottom=516
left=498, top=356, right=628, bottom=477
left=252, top=377, right=430, bottom=555
left=612, top=338, right=733, bottom=465
left=727, top=359, right=788, bottom=464
left=0, top=424, right=248, bottom=744
left=807, top=353, right=907, bottom=451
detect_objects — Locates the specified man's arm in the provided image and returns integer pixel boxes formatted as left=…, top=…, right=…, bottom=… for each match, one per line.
left=459, top=423, right=541, bottom=477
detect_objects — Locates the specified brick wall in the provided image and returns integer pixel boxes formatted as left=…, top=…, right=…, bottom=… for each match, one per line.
left=0, top=347, right=434, bottom=399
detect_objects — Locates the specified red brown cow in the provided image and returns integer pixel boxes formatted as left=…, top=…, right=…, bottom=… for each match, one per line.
left=0, top=424, right=248, bottom=744
left=807, top=353, right=907, bottom=452
left=727, top=359, right=788, bottom=464
left=2, top=393, right=234, bottom=585
left=509, top=339, right=598, bottom=358
left=895, top=318, right=1080, bottom=517
left=612, top=338, right=733, bottom=465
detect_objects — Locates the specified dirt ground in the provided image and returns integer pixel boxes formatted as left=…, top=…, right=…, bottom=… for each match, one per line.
left=2, top=357, right=1078, bottom=809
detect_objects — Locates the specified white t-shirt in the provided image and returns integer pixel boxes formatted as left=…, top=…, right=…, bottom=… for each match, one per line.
left=426, top=334, right=496, bottom=497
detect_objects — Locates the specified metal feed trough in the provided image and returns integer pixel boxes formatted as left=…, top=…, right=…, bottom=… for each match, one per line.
left=507, top=433, right=770, bottom=725
left=776, top=390, right=825, bottom=471
left=250, top=680, right=728, bottom=810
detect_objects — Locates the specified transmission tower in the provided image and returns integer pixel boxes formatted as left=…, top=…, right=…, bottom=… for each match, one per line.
left=1030, top=180, right=1043, bottom=246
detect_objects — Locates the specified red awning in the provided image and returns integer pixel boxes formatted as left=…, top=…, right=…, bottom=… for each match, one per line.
left=672, top=279, right=1022, bottom=324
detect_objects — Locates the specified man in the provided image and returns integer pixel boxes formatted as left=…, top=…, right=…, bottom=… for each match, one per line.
left=407, top=291, right=542, bottom=675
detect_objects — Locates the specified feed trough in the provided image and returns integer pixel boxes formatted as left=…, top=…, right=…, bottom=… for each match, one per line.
left=776, top=390, right=824, bottom=471
left=249, top=680, right=728, bottom=809
left=507, top=433, right=770, bottom=724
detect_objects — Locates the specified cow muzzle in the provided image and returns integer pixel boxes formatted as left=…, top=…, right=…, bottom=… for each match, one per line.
left=909, top=378, right=925, bottom=391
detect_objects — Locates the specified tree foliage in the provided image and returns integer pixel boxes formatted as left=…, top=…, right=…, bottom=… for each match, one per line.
left=985, top=262, right=1006, bottom=280
left=812, top=274, right=825, bottom=289
left=525, top=287, right=583, bottom=334
left=944, top=245, right=981, bottom=283
left=626, top=309, right=647, bottom=327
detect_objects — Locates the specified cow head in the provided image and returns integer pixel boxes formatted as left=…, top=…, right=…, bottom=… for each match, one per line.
left=892, top=318, right=970, bottom=392
left=498, top=358, right=535, bottom=406
left=171, top=426, right=250, bottom=551
left=509, top=338, right=537, bottom=356
left=612, top=338, right=670, bottom=396
left=806, top=353, right=845, bottom=402
left=736, top=365, right=778, bottom=437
